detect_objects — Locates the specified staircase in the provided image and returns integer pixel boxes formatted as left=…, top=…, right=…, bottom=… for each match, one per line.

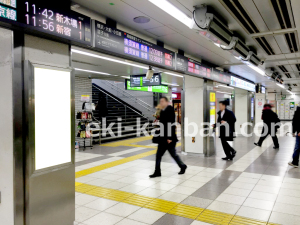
left=92, top=83, right=154, bottom=143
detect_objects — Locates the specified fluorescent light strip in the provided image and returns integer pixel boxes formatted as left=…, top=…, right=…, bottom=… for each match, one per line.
left=162, top=82, right=179, bottom=86
left=165, top=72, right=184, bottom=78
left=287, top=90, right=295, bottom=95
left=276, top=83, right=285, bottom=89
left=122, top=76, right=130, bottom=79
left=149, top=0, right=193, bottom=27
left=217, top=91, right=232, bottom=95
left=247, top=64, right=265, bottom=76
left=218, top=84, right=234, bottom=89
left=75, top=68, right=111, bottom=75
left=72, top=49, right=149, bottom=70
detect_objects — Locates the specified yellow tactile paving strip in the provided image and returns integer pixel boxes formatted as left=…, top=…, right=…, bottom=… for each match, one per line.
left=101, top=136, right=153, bottom=147
left=75, top=183, right=279, bottom=225
left=75, top=149, right=157, bottom=178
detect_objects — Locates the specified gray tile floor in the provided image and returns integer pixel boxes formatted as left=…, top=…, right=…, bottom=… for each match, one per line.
left=75, top=134, right=300, bottom=225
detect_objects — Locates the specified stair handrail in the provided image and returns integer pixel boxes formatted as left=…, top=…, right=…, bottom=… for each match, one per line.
left=101, top=80, right=156, bottom=114
left=93, top=84, right=151, bottom=123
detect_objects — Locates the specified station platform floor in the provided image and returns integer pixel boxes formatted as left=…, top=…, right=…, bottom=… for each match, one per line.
left=75, top=134, right=300, bottom=225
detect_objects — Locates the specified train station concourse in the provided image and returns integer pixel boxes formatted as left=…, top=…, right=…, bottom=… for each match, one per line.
left=2, top=1, right=300, bottom=225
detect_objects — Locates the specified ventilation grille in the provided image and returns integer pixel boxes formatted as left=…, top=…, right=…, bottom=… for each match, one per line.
left=271, top=0, right=298, bottom=53
left=221, top=0, right=298, bottom=54
left=278, top=65, right=291, bottom=78
left=221, top=0, right=275, bottom=55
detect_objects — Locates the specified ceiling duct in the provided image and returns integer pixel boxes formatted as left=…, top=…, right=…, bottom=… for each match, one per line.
left=220, top=0, right=276, bottom=55
left=278, top=65, right=292, bottom=78
left=191, top=5, right=261, bottom=67
left=270, top=0, right=298, bottom=53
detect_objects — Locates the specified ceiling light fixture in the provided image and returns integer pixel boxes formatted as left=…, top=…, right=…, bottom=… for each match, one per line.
left=218, top=84, right=234, bottom=89
left=72, top=49, right=149, bottom=70
left=214, top=43, right=226, bottom=48
left=162, top=82, right=179, bottom=86
left=247, top=64, right=265, bottom=76
left=75, top=68, right=111, bottom=75
left=165, top=72, right=184, bottom=77
left=217, top=91, right=232, bottom=95
left=276, top=83, right=285, bottom=89
left=148, top=0, right=193, bottom=27
left=122, top=76, right=130, bottom=79
left=287, top=90, right=295, bottom=95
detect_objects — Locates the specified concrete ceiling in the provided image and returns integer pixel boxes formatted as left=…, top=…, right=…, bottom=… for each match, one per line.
left=71, top=0, right=300, bottom=94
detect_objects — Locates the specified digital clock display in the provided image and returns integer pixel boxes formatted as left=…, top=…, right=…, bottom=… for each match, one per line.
left=93, top=20, right=175, bottom=69
left=17, top=0, right=92, bottom=45
left=130, top=74, right=161, bottom=87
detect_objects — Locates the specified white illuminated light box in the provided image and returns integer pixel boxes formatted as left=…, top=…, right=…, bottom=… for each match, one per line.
left=34, top=67, right=71, bottom=170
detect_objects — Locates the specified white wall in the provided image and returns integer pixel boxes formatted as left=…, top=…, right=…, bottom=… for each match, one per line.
left=184, top=76, right=204, bottom=154
left=0, top=27, right=14, bottom=225
left=235, top=89, right=248, bottom=135
left=255, top=93, right=266, bottom=125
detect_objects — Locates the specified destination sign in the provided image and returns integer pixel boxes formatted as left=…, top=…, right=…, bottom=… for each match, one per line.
left=93, top=20, right=175, bottom=69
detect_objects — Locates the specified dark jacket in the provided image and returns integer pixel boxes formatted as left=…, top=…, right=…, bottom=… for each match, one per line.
left=262, top=108, right=280, bottom=129
left=292, top=107, right=300, bottom=134
left=96, top=92, right=108, bottom=118
left=159, top=105, right=178, bottom=142
left=216, top=108, right=236, bottom=141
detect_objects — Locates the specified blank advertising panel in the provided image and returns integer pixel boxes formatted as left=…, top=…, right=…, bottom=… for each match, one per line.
left=34, top=67, right=71, bottom=170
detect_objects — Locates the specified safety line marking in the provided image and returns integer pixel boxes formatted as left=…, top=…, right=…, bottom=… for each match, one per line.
left=124, top=144, right=158, bottom=148
left=75, top=183, right=279, bottom=225
left=100, top=136, right=153, bottom=147
left=75, top=149, right=157, bottom=178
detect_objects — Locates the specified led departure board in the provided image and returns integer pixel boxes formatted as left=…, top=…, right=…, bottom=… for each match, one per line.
left=0, top=4, right=16, bottom=21
left=126, top=80, right=168, bottom=94
left=0, top=0, right=92, bottom=45
left=176, top=54, right=210, bottom=78
left=130, top=74, right=161, bottom=87
left=0, top=0, right=16, bottom=8
left=93, top=20, right=175, bottom=69
left=212, top=69, right=231, bottom=84
left=17, top=1, right=92, bottom=44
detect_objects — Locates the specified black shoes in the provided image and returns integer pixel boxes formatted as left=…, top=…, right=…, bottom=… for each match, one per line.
left=254, top=143, right=261, bottom=147
left=178, top=165, right=187, bottom=175
left=273, top=146, right=279, bottom=149
left=150, top=165, right=187, bottom=178
left=232, top=150, right=237, bottom=159
left=149, top=172, right=161, bottom=178
left=222, top=157, right=233, bottom=161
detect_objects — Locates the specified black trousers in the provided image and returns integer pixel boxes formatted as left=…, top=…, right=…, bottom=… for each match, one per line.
left=155, top=141, right=185, bottom=172
left=221, top=138, right=235, bottom=158
left=257, top=127, right=279, bottom=147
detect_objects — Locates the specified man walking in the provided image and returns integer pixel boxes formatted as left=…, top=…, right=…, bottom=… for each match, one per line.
left=254, top=104, right=280, bottom=149
left=150, top=97, right=187, bottom=178
left=289, top=107, right=300, bottom=168
left=213, top=100, right=237, bottom=160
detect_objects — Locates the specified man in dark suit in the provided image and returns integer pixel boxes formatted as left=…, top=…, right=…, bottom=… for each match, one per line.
left=254, top=104, right=280, bottom=149
left=150, top=97, right=187, bottom=178
left=213, top=100, right=237, bottom=160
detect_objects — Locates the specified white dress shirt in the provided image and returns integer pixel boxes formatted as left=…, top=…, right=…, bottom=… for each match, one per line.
left=221, top=110, right=225, bottom=119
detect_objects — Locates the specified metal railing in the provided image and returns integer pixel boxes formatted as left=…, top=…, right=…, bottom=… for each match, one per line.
left=93, top=85, right=151, bottom=133
left=101, top=80, right=156, bottom=115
